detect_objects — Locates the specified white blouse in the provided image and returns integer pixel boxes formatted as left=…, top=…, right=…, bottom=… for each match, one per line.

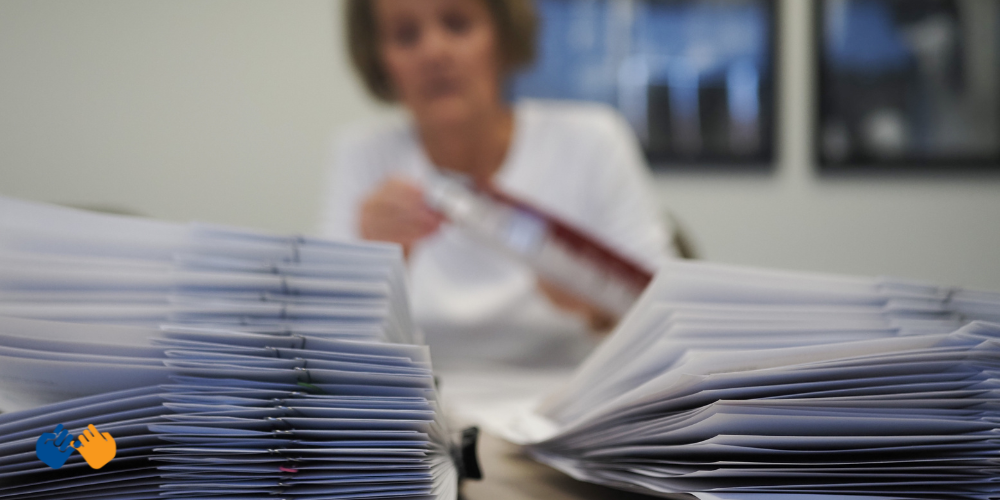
left=317, top=100, right=670, bottom=369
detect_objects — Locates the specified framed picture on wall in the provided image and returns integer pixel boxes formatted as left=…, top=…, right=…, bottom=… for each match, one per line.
left=817, top=0, right=1000, bottom=171
left=511, top=0, right=778, bottom=170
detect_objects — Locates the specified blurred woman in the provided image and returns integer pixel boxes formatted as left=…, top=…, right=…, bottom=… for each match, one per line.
left=319, top=0, right=670, bottom=369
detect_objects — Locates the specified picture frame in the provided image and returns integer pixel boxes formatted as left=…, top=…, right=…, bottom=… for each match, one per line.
left=815, top=0, right=1000, bottom=172
left=512, top=0, right=779, bottom=170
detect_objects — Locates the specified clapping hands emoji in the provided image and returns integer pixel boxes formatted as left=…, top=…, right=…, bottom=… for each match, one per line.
left=35, top=424, right=75, bottom=469
left=71, top=424, right=116, bottom=470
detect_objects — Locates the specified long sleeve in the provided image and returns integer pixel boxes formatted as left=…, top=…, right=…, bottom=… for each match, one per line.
left=315, top=122, right=408, bottom=240
left=315, top=131, right=360, bottom=240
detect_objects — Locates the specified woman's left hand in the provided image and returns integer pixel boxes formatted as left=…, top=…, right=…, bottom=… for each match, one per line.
left=358, top=176, right=444, bottom=258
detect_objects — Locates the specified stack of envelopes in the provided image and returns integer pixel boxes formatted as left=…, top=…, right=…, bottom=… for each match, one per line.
left=515, top=261, right=1000, bottom=500
left=0, top=197, right=458, bottom=500
left=0, top=197, right=413, bottom=342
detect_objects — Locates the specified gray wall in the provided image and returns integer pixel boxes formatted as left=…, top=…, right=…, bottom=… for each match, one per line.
left=1, top=0, right=998, bottom=289
left=0, top=0, right=389, bottom=231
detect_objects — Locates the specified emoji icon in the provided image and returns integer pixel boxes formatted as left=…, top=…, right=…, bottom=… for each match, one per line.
left=71, top=424, right=116, bottom=470
left=35, top=424, right=75, bottom=469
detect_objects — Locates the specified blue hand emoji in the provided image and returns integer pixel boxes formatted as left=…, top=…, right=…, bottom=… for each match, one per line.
left=36, top=424, right=75, bottom=469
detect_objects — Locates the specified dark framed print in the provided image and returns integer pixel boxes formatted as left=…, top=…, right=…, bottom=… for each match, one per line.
left=817, top=0, right=1000, bottom=171
left=511, top=0, right=778, bottom=170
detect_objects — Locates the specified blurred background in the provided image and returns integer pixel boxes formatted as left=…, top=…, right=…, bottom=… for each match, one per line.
left=819, top=0, right=1000, bottom=167
left=1, top=0, right=998, bottom=289
left=511, top=0, right=775, bottom=165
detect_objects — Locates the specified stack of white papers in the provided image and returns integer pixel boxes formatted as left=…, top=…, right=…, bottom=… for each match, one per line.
left=0, top=197, right=460, bottom=500
left=503, top=260, right=1000, bottom=500
left=0, top=197, right=414, bottom=343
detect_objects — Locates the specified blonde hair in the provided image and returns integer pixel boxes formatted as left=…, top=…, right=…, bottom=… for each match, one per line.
left=345, top=0, right=538, bottom=102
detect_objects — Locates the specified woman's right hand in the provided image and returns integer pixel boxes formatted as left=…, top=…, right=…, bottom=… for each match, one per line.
left=359, top=177, right=444, bottom=257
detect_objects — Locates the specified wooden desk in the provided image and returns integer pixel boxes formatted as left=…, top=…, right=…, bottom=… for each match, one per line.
left=460, top=433, right=667, bottom=500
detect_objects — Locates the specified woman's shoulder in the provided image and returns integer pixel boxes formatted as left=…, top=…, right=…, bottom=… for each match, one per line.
left=333, top=112, right=413, bottom=152
left=325, top=112, right=420, bottom=182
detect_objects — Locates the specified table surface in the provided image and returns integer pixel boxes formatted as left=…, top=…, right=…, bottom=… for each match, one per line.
left=459, top=433, right=671, bottom=500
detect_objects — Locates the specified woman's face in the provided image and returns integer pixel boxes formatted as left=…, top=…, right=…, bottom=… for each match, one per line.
left=374, top=0, right=504, bottom=127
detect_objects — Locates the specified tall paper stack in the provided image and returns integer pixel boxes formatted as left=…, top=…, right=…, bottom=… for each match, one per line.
left=508, top=261, right=1000, bottom=500
left=0, top=197, right=463, bottom=500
